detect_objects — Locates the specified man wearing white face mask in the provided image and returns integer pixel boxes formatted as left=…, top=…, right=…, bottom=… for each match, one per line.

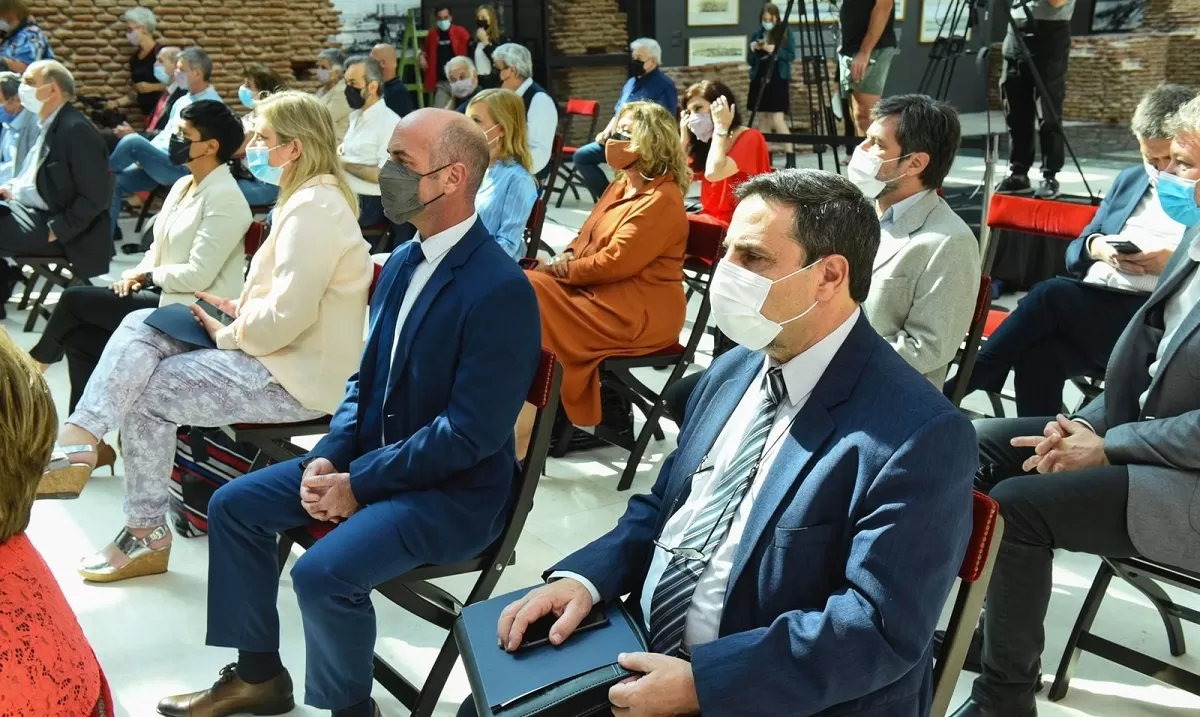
left=481, top=169, right=977, bottom=717
left=946, top=84, right=1195, bottom=418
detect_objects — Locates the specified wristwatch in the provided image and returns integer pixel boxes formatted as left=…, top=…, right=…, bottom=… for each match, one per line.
left=715, top=129, right=730, bottom=137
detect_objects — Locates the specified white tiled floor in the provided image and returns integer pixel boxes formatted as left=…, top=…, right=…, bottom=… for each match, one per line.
left=7, top=158, right=1200, bottom=716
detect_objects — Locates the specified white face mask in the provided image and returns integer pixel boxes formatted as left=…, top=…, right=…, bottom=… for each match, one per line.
left=688, top=111, right=714, bottom=143
left=846, top=146, right=910, bottom=199
left=710, top=258, right=822, bottom=351
left=18, top=82, right=44, bottom=114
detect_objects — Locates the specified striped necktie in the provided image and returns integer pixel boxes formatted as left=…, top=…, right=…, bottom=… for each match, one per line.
left=648, top=367, right=787, bottom=656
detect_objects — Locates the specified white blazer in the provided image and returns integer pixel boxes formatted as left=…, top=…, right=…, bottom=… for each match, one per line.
left=130, top=163, right=252, bottom=306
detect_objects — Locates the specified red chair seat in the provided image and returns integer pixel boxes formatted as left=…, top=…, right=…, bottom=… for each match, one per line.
left=962, top=491, right=1000, bottom=581
left=983, top=309, right=1009, bottom=339
left=563, top=145, right=579, bottom=154
left=302, top=522, right=337, bottom=540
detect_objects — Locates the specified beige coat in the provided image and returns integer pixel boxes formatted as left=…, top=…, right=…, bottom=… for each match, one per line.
left=316, top=80, right=353, bottom=141
left=130, top=164, right=250, bottom=307
left=215, top=175, right=372, bottom=413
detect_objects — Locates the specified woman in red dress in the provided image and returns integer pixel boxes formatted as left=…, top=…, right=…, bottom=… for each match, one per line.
left=0, top=328, right=113, bottom=717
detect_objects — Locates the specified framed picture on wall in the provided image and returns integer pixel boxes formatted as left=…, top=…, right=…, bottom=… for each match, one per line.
left=896, top=0, right=907, bottom=21
left=688, top=0, right=740, bottom=26
left=919, top=0, right=971, bottom=43
left=688, top=35, right=749, bottom=66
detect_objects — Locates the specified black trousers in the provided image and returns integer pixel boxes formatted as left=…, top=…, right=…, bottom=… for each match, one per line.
left=27, top=284, right=159, bottom=411
left=944, top=277, right=1147, bottom=416
left=1000, top=19, right=1071, bottom=177
left=971, top=417, right=1137, bottom=708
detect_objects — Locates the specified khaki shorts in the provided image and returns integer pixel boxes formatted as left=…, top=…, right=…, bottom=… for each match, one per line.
left=839, top=46, right=899, bottom=97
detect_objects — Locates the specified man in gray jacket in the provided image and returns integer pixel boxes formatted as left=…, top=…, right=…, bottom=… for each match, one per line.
left=0, top=70, right=36, bottom=183
left=952, top=97, right=1200, bottom=717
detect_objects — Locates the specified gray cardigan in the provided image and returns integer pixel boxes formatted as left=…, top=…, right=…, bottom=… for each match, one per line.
left=1076, top=226, right=1200, bottom=572
left=862, top=190, right=981, bottom=386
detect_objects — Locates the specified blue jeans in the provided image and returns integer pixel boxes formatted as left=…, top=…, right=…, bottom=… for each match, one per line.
left=571, top=141, right=610, bottom=202
left=109, top=133, right=189, bottom=235
left=237, top=178, right=279, bottom=208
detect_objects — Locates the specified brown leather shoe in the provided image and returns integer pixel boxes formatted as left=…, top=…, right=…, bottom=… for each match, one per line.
left=157, top=663, right=294, bottom=717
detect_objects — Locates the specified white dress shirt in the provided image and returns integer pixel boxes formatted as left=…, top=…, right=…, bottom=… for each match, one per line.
left=6, top=105, right=62, bottom=211
left=386, top=213, right=478, bottom=395
left=553, top=308, right=861, bottom=649
left=874, top=189, right=930, bottom=269
left=343, top=99, right=401, bottom=196
left=1084, top=184, right=1186, bottom=294
left=1140, top=241, right=1200, bottom=409
left=516, top=77, right=558, bottom=174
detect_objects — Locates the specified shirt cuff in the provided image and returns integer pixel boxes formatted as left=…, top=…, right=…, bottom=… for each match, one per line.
left=214, top=323, right=239, bottom=351
left=1086, top=233, right=1104, bottom=257
left=547, top=571, right=602, bottom=604
left=1073, top=418, right=1096, bottom=433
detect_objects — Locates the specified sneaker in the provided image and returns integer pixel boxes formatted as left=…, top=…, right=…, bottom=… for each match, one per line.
left=1034, top=176, right=1061, bottom=199
left=995, top=174, right=1032, bottom=194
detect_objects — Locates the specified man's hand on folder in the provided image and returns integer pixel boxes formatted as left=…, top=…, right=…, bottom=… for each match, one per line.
left=498, top=579, right=594, bottom=652
left=608, top=652, right=700, bottom=717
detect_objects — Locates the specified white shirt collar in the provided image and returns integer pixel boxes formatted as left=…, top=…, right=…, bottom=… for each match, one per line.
left=772, top=307, right=861, bottom=407
left=413, top=213, right=478, bottom=263
left=879, top=189, right=930, bottom=226
left=516, top=77, right=533, bottom=96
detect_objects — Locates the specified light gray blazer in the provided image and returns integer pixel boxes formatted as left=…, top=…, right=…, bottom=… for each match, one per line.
left=1076, top=226, right=1200, bottom=572
left=862, top=190, right=980, bottom=386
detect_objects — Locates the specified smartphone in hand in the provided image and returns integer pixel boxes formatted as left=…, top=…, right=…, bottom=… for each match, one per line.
left=194, top=298, right=235, bottom=326
left=514, top=604, right=610, bottom=652
left=1108, top=240, right=1142, bottom=255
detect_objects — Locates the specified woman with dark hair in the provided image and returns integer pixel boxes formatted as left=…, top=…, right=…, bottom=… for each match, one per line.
left=28, top=100, right=252, bottom=425
left=748, top=2, right=795, bottom=156
left=469, top=4, right=509, bottom=88
left=679, top=80, right=770, bottom=226
left=239, top=62, right=287, bottom=110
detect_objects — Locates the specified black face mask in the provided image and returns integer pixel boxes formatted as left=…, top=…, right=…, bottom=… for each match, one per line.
left=168, top=134, right=194, bottom=166
left=477, top=18, right=489, bottom=29
left=345, top=84, right=366, bottom=110
left=629, top=60, right=646, bottom=79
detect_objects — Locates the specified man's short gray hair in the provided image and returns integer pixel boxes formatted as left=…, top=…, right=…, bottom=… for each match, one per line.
left=0, top=71, right=19, bottom=101
left=1135, top=84, right=1196, bottom=139
left=1167, top=95, right=1200, bottom=141
left=630, top=37, right=662, bottom=63
left=26, top=60, right=75, bottom=99
left=317, top=48, right=345, bottom=70
left=492, top=43, right=532, bottom=80
left=345, top=54, right=385, bottom=87
left=434, top=120, right=490, bottom=196
left=178, top=47, right=213, bottom=81
left=444, top=55, right=477, bottom=80
left=122, top=6, right=157, bottom=33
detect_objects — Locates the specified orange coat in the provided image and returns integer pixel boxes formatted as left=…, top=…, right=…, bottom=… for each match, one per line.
left=527, top=174, right=688, bottom=426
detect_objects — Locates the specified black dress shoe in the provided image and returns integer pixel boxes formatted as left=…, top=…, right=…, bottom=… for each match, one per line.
left=995, top=174, right=1033, bottom=194
left=949, top=697, right=1036, bottom=717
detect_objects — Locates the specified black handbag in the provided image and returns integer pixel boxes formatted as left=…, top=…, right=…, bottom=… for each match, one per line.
left=455, top=600, right=647, bottom=717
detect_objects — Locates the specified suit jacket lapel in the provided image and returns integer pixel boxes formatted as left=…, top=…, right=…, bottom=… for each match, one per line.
left=872, top=192, right=938, bottom=271
left=1143, top=227, right=1200, bottom=315
left=1147, top=260, right=1200, bottom=399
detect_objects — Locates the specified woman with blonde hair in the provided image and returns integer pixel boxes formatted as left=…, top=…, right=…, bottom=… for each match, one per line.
left=467, top=88, right=538, bottom=258
left=40, top=90, right=373, bottom=584
left=0, top=329, right=114, bottom=717
left=518, top=100, right=689, bottom=443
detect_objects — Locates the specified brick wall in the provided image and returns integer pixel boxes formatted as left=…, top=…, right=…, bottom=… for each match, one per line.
left=986, top=0, right=1200, bottom=123
left=33, top=0, right=341, bottom=127
left=549, top=0, right=629, bottom=146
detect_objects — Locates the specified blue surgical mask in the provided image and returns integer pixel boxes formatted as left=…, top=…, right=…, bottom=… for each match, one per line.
left=246, top=144, right=290, bottom=186
left=238, top=85, right=255, bottom=109
left=1157, top=171, right=1200, bottom=227
left=437, top=19, right=452, bottom=31
left=153, top=65, right=169, bottom=84
left=762, top=21, right=775, bottom=31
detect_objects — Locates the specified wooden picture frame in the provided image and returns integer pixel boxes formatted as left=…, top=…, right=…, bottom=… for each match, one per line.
left=688, top=0, right=740, bottom=26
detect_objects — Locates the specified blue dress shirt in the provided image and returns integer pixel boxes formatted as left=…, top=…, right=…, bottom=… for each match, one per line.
left=616, top=68, right=678, bottom=116
left=475, top=158, right=539, bottom=260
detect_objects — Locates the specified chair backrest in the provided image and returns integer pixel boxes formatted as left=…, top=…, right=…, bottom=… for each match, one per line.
left=565, top=98, right=600, bottom=118
left=523, top=192, right=550, bottom=260
left=948, top=275, right=991, bottom=407
left=244, top=221, right=267, bottom=257
left=486, top=349, right=562, bottom=571
left=985, top=194, right=1099, bottom=241
left=369, top=261, right=383, bottom=301
left=542, top=134, right=566, bottom=197
left=931, top=490, right=1004, bottom=717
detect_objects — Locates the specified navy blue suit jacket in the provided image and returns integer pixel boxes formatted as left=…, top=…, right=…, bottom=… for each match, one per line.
left=310, top=219, right=541, bottom=563
left=1064, top=165, right=1151, bottom=277
left=552, top=314, right=977, bottom=716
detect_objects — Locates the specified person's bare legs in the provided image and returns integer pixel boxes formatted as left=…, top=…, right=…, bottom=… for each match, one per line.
left=851, top=91, right=881, bottom=136
left=58, top=423, right=100, bottom=469
left=515, top=402, right=537, bottom=463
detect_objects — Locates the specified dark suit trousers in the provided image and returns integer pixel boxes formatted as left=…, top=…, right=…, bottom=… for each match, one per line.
left=0, top=200, right=57, bottom=254
left=205, top=459, right=426, bottom=710
left=970, top=417, right=1137, bottom=708
left=1001, top=20, right=1071, bottom=176
left=945, top=277, right=1147, bottom=416
left=28, top=285, right=159, bottom=411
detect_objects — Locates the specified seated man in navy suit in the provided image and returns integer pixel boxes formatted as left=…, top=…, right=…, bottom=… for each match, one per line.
left=159, top=108, right=542, bottom=717
left=945, top=84, right=1195, bottom=416
left=464, top=170, right=978, bottom=716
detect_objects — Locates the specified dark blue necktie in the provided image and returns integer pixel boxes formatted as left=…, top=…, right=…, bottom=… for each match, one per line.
left=374, top=242, right=425, bottom=391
